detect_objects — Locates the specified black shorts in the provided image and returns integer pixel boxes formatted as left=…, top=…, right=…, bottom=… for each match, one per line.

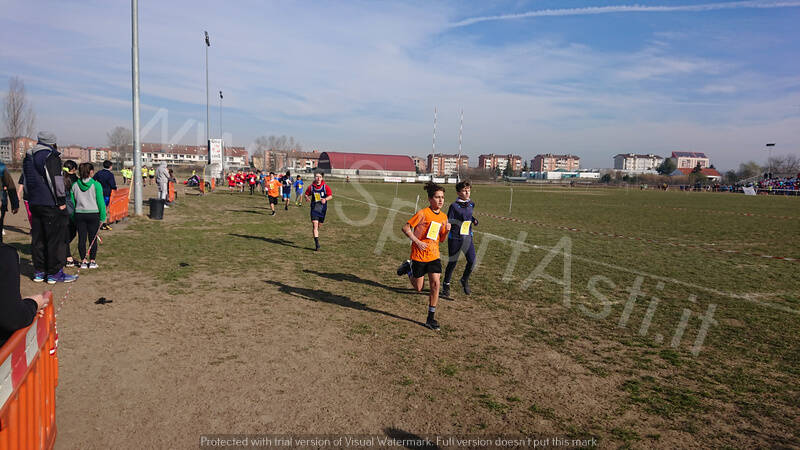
left=411, top=259, right=442, bottom=278
left=268, top=196, right=279, bottom=205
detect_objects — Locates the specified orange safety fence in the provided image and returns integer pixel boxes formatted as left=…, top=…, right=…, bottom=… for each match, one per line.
left=199, top=177, right=215, bottom=194
left=0, top=295, right=58, bottom=450
left=106, top=188, right=130, bottom=223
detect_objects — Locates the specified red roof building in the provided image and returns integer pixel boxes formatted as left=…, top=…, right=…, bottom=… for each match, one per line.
left=671, top=167, right=722, bottom=180
left=318, top=152, right=416, bottom=177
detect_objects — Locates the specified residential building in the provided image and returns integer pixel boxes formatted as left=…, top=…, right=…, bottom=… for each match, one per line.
left=478, top=154, right=523, bottom=173
left=426, top=154, right=469, bottom=176
left=410, top=156, right=427, bottom=173
left=672, top=151, right=710, bottom=169
left=670, top=167, right=722, bottom=182
left=531, top=154, right=581, bottom=172
left=0, top=136, right=36, bottom=164
left=88, top=147, right=112, bottom=163
left=613, top=153, right=665, bottom=173
left=60, top=145, right=90, bottom=163
left=285, top=150, right=320, bottom=171
left=139, top=143, right=248, bottom=167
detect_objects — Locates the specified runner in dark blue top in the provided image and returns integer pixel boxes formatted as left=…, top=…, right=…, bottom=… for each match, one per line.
left=442, top=180, right=478, bottom=297
left=304, top=171, right=333, bottom=251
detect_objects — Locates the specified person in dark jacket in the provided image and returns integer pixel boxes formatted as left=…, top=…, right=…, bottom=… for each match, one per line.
left=0, top=244, right=50, bottom=347
left=93, top=160, right=116, bottom=230
left=0, top=160, right=20, bottom=243
left=441, top=181, right=478, bottom=298
left=22, top=131, right=77, bottom=284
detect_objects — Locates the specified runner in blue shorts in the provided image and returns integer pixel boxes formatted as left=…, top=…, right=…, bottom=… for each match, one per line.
left=304, top=171, right=333, bottom=251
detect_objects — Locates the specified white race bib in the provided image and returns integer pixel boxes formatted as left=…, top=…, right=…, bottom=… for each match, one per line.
left=426, top=221, right=441, bottom=240
left=460, top=221, right=471, bottom=235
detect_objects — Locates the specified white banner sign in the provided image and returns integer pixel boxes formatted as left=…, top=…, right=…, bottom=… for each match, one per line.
left=743, top=186, right=757, bottom=196
left=208, top=139, right=223, bottom=166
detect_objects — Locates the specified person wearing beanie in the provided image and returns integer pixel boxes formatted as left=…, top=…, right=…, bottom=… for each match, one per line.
left=21, top=131, right=77, bottom=284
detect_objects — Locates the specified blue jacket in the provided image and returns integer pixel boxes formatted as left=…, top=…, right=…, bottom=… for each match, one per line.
left=22, top=144, right=66, bottom=207
left=93, top=168, right=117, bottom=198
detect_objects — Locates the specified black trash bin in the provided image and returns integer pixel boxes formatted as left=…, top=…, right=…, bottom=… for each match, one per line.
left=149, top=198, right=164, bottom=220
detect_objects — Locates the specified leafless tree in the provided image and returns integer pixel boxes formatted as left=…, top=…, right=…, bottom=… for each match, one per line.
left=768, top=154, right=800, bottom=176
left=107, top=126, right=133, bottom=159
left=250, top=135, right=302, bottom=171
left=2, top=77, right=36, bottom=164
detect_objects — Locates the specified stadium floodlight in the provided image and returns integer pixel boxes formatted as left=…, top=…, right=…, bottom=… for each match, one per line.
left=766, top=143, right=776, bottom=178
left=205, top=31, right=211, bottom=158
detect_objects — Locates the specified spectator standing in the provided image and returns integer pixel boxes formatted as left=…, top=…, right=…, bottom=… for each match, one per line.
left=156, top=162, right=170, bottom=207
left=0, top=160, right=20, bottom=243
left=93, top=160, right=117, bottom=230
left=71, top=163, right=106, bottom=269
left=22, top=132, right=77, bottom=284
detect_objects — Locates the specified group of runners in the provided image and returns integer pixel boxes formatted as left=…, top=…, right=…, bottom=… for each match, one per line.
left=224, top=169, right=478, bottom=331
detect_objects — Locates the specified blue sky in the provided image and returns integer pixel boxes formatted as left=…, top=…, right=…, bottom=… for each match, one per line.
left=1, top=0, right=799, bottom=170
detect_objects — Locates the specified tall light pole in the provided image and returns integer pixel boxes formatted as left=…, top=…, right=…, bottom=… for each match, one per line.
left=766, top=143, right=775, bottom=178
left=131, top=0, right=142, bottom=215
left=204, top=31, right=210, bottom=153
left=219, top=90, right=223, bottom=173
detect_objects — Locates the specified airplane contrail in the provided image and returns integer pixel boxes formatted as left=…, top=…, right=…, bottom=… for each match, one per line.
left=450, top=1, right=800, bottom=27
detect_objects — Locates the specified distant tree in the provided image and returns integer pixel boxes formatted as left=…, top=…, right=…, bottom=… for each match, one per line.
left=768, top=154, right=800, bottom=175
left=737, top=161, right=761, bottom=179
left=2, top=76, right=36, bottom=164
left=494, top=167, right=501, bottom=178
left=522, top=161, right=529, bottom=172
left=250, top=135, right=302, bottom=171
left=723, top=170, right=738, bottom=185
left=709, top=164, right=716, bottom=169
left=502, top=164, right=513, bottom=178
left=600, top=173, right=611, bottom=183
left=656, top=158, right=676, bottom=175
left=107, top=126, right=132, bottom=161
left=691, top=162, right=703, bottom=174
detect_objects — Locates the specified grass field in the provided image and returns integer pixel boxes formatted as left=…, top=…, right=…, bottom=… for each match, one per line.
left=6, top=179, right=799, bottom=448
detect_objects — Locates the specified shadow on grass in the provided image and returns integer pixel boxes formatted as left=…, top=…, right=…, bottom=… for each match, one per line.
left=264, top=280, right=426, bottom=328
left=383, top=428, right=440, bottom=449
left=303, top=269, right=421, bottom=295
left=225, top=209, right=266, bottom=215
left=228, top=233, right=310, bottom=250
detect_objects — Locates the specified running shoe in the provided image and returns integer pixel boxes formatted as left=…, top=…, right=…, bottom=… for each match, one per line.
left=425, top=318, right=441, bottom=331
left=460, top=278, right=471, bottom=295
left=441, top=282, right=450, bottom=298
left=396, top=259, right=412, bottom=276
left=47, top=269, right=78, bottom=284
left=88, top=261, right=99, bottom=269
left=33, top=271, right=45, bottom=282
left=80, top=261, right=89, bottom=269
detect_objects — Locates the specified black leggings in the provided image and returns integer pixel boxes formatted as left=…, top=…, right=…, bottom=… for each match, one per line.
left=75, top=213, right=100, bottom=261
left=65, top=219, right=77, bottom=259
left=444, top=237, right=476, bottom=284
left=0, top=207, right=5, bottom=244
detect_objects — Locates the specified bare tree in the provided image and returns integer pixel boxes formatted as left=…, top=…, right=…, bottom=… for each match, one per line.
left=107, top=126, right=133, bottom=160
left=250, top=135, right=302, bottom=171
left=2, top=77, right=36, bottom=164
left=768, top=154, right=800, bottom=176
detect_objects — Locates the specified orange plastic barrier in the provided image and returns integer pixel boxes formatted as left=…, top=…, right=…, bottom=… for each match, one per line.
left=168, top=181, right=175, bottom=203
left=199, top=178, right=215, bottom=194
left=0, top=295, right=58, bottom=450
left=106, top=188, right=130, bottom=223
